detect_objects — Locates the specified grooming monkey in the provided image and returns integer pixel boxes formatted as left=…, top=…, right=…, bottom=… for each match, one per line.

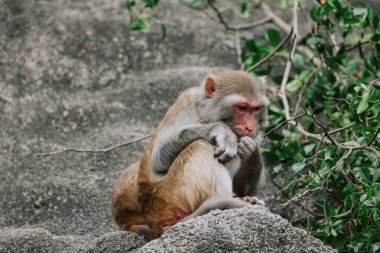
left=112, top=70, right=269, bottom=239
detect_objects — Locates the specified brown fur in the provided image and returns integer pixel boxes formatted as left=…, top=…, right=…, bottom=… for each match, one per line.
left=112, top=70, right=268, bottom=239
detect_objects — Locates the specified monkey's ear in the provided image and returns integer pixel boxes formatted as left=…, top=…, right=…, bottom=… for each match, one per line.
left=204, top=75, right=219, bottom=98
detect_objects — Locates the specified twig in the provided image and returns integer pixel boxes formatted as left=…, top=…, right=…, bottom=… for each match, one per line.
left=358, top=42, right=377, bottom=75
left=263, top=112, right=306, bottom=140
left=327, top=116, right=376, bottom=135
left=270, top=177, right=325, bottom=218
left=234, top=30, right=244, bottom=70
left=277, top=0, right=334, bottom=145
left=207, top=0, right=272, bottom=31
left=350, top=145, right=380, bottom=157
left=328, top=123, right=355, bottom=135
left=302, top=104, right=337, bottom=147
left=261, top=3, right=292, bottom=34
left=282, top=187, right=321, bottom=207
left=346, top=40, right=370, bottom=52
left=368, top=128, right=380, bottom=146
left=35, top=135, right=151, bottom=157
left=232, top=17, right=272, bottom=30
left=246, top=27, right=294, bottom=72
left=207, top=0, right=231, bottom=30
left=294, top=70, right=316, bottom=114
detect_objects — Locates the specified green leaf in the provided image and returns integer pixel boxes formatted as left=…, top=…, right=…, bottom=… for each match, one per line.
left=332, top=219, right=343, bottom=227
left=333, top=210, right=351, bottom=218
left=273, top=164, right=283, bottom=174
left=325, top=146, right=335, bottom=160
left=304, top=144, right=315, bottom=155
left=310, top=7, right=320, bottom=23
left=286, top=70, right=310, bottom=92
left=130, top=15, right=151, bottom=32
left=160, top=24, right=167, bottom=39
left=125, top=0, right=136, bottom=11
left=372, top=243, right=380, bottom=252
left=357, top=94, right=369, bottom=114
left=373, top=168, right=380, bottom=183
left=371, top=11, right=379, bottom=30
left=343, top=141, right=360, bottom=147
left=142, top=0, right=159, bottom=8
left=241, top=1, right=248, bottom=16
left=292, top=163, right=306, bottom=173
left=373, top=104, right=380, bottom=117
left=266, top=28, right=281, bottom=47
left=353, top=8, right=367, bottom=16
left=360, top=194, right=367, bottom=202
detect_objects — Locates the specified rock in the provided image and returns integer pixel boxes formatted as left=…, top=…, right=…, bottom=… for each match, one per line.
left=0, top=228, right=57, bottom=253
left=88, top=206, right=335, bottom=253
left=87, top=232, right=148, bottom=253
left=0, top=0, right=334, bottom=252
left=0, top=227, right=95, bottom=253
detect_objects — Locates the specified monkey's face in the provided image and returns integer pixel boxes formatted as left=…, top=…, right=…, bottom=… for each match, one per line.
left=232, top=100, right=264, bottom=137
left=203, top=71, right=270, bottom=137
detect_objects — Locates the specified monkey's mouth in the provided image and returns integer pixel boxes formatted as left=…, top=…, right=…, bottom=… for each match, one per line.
left=234, top=125, right=255, bottom=137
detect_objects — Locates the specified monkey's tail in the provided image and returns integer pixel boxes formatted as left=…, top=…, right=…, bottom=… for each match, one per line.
left=183, top=197, right=250, bottom=222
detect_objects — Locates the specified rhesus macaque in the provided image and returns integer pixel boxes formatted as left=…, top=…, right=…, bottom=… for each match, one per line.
left=112, top=70, right=269, bottom=239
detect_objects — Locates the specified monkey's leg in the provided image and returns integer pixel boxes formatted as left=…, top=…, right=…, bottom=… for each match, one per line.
left=112, top=162, right=152, bottom=238
left=233, top=138, right=264, bottom=197
left=145, top=140, right=230, bottom=238
left=146, top=140, right=253, bottom=238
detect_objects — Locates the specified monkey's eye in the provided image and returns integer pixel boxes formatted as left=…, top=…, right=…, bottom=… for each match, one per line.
left=237, top=105, right=248, bottom=111
left=252, top=106, right=262, bottom=112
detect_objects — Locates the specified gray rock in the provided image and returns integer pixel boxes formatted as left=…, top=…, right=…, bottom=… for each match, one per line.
left=87, top=232, right=148, bottom=253
left=87, top=206, right=334, bottom=253
left=0, top=227, right=95, bottom=253
left=0, top=227, right=57, bottom=253
left=0, top=0, right=334, bottom=252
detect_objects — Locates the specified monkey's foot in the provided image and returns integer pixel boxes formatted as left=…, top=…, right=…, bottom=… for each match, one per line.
left=242, top=196, right=266, bottom=207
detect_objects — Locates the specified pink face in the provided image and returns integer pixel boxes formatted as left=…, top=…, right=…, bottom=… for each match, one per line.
left=233, top=100, right=263, bottom=137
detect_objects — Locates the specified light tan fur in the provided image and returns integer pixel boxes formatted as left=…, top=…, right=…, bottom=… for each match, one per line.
left=112, top=70, right=269, bottom=239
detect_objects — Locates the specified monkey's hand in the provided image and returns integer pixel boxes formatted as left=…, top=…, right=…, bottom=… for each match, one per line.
left=237, top=136, right=259, bottom=161
left=210, top=124, right=238, bottom=163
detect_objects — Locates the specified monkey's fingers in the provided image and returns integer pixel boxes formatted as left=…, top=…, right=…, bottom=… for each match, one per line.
left=242, top=196, right=266, bottom=206
left=214, top=145, right=226, bottom=157
left=237, top=142, right=250, bottom=156
left=240, top=136, right=258, bottom=152
left=217, top=146, right=237, bottom=163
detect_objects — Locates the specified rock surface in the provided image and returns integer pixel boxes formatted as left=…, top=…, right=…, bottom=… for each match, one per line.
left=0, top=0, right=333, bottom=252
left=89, top=206, right=335, bottom=253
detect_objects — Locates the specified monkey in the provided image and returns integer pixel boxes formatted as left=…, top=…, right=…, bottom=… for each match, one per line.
left=112, top=70, right=269, bottom=239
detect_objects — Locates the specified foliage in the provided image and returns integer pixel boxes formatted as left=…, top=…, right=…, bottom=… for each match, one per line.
left=255, top=1, right=380, bottom=252
left=124, top=0, right=166, bottom=38
left=123, top=0, right=380, bottom=252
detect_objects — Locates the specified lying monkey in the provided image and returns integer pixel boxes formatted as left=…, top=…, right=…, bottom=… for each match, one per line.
left=112, top=70, right=269, bottom=239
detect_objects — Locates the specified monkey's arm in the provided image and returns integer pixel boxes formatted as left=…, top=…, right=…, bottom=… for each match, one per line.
left=233, top=134, right=264, bottom=196
left=152, top=123, right=237, bottom=173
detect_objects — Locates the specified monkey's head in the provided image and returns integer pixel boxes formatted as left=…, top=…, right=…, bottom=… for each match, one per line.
left=202, top=70, right=269, bottom=137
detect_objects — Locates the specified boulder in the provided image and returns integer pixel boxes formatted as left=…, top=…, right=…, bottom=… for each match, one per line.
left=88, top=206, right=335, bottom=253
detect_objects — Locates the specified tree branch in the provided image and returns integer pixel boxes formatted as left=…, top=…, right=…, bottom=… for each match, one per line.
left=207, top=0, right=272, bottom=31
left=261, top=3, right=292, bottom=34
left=235, top=30, right=244, bottom=70
left=246, top=27, right=294, bottom=72
left=35, top=135, right=151, bottom=157
left=270, top=177, right=325, bottom=218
